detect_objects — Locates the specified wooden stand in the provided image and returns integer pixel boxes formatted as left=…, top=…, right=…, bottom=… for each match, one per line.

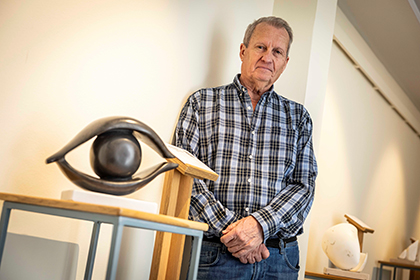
left=0, top=192, right=209, bottom=280
left=306, top=271, right=365, bottom=280
left=323, top=268, right=369, bottom=280
left=344, top=214, right=374, bottom=252
left=149, top=144, right=218, bottom=280
left=378, top=260, right=420, bottom=280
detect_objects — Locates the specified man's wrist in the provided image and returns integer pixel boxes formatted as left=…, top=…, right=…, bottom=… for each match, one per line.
left=250, top=212, right=270, bottom=241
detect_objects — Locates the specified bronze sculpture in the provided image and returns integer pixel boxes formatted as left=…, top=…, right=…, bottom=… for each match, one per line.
left=46, top=116, right=178, bottom=195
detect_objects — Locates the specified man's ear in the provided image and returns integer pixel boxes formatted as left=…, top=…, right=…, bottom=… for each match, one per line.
left=279, top=56, right=290, bottom=75
left=239, top=43, right=247, bottom=61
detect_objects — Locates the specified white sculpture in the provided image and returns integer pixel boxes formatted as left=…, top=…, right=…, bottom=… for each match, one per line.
left=398, top=239, right=419, bottom=262
left=351, top=252, right=368, bottom=272
left=322, top=223, right=366, bottom=270
left=321, top=215, right=374, bottom=279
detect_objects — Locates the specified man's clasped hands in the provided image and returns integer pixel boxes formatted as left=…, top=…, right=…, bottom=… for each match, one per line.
left=220, top=216, right=270, bottom=264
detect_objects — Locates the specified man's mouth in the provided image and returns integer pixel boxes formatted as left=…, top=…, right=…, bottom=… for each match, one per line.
left=256, top=66, right=273, bottom=72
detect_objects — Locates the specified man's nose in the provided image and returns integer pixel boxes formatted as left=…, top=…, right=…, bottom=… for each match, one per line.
left=261, top=50, right=273, bottom=62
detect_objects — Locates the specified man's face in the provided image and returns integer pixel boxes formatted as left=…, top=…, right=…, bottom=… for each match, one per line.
left=240, top=23, right=290, bottom=89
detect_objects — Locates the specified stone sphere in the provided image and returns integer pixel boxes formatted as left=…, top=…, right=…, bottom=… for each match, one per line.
left=90, top=131, right=141, bottom=179
left=322, top=223, right=360, bottom=270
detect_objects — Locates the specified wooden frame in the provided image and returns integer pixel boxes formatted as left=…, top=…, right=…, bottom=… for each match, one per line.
left=344, top=214, right=374, bottom=252
left=150, top=145, right=218, bottom=280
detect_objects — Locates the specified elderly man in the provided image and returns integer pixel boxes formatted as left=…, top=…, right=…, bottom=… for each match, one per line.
left=175, top=16, right=317, bottom=280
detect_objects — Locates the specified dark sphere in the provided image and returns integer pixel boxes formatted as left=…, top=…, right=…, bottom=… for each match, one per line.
left=90, top=131, right=141, bottom=179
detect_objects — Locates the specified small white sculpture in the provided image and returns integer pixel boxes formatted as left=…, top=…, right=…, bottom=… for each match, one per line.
left=351, top=252, right=368, bottom=272
left=322, top=223, right=363, bottom=270
left=398, top=239, right=419, bottom=262
left=322, top=215, right=374, bottom=279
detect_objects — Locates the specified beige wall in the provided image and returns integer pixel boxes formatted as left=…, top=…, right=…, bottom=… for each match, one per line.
left=305, top=8, right=420, bottom=278
left=272, top=1, right=338, bottom=278
left=2, top=0, right=420, bottom=279
left=0, top=1, right=274, bottom=279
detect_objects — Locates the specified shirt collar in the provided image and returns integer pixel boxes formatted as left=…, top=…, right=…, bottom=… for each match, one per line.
left=233, top=74, right=275, bottom=97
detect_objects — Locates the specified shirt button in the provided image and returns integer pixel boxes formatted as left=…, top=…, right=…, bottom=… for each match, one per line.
left=242, top=87, right=246, bottom=92
left=245, top=207, right=250, bottom=212
left=247, top=106, right=252, bottom=110
left=248, top=178, right=251, bottom=183
left=249, top=155, right=253, bottom=159
left=251, top=131, right=255, bottom=135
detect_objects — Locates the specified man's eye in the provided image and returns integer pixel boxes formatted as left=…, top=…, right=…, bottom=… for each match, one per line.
left=46, top=116, right=178, bottom=195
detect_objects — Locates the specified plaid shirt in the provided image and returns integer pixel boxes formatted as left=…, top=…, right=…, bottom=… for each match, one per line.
left=175, top=75, right=317, bottom=241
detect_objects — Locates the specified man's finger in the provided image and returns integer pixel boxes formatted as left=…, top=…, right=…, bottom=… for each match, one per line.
left=232, top=248, right=253, bottom=259
left=239, top=256, right=248, bottom=264
left=247, top=256, right=255, bottom=264
left=261, top=244, right=270, bottom=259
left=221, top=220, right=238, bottom=235
left=220, top=231, right=236, bottom=245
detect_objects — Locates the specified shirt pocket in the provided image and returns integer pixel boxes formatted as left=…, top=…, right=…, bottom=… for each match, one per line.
left=267, top=126, right=298, bottom=181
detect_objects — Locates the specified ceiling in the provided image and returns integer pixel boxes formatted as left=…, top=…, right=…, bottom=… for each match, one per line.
left=338, top=0, right=420, bottom=112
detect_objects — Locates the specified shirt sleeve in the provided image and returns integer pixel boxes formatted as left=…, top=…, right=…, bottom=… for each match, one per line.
left=175, top=94, right=242, bottom=237
left=251, top=111, right=318, bottom=241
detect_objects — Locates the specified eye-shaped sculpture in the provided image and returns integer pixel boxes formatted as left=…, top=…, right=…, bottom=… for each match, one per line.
left=46, top=116, right=179, bottom=195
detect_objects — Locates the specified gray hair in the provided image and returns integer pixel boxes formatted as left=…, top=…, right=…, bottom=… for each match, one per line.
left=243, top=16, right=293, bottom=57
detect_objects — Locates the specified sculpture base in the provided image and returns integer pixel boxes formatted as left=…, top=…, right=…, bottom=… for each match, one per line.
left=324, top=268, right=370, bottom=280
left=390, top=258, right=420, bottom=266
left=61, top=189, right=158, bottom=212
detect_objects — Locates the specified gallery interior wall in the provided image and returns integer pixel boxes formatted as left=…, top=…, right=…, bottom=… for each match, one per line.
left=0, top=1, right=276, bottom=279
left=271, top=1, right=338, bottom=278
left=2, top=0, right=420, bottom=279
left=305, top=8, right=420, bottom=278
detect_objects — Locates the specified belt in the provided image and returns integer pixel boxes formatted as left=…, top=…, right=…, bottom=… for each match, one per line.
left=203, top=236, right=297, bottom=249
left=265, top=236, right=297, bottom=248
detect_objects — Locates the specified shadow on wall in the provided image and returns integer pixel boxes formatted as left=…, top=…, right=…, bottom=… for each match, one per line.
left=169, top=20, right=233, bottom=144
left=203, top=22, right=230, bottom=89
left=0, top=233, right=79, bottom=280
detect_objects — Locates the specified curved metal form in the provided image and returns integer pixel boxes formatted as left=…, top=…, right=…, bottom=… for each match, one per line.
left=47, top=116, right=175, bottom=163
left=46, top=116, right=178, bottom=195
left=55, top=158, right=178, bottom=195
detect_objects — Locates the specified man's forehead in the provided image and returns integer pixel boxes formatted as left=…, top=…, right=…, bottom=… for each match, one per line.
left=249, top=23, right=289, bottom=46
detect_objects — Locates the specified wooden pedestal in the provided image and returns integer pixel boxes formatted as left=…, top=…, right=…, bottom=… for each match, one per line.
left=150, top=145, right=218, bottom=280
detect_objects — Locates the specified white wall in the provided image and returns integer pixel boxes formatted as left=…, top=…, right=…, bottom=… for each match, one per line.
left=0, top=1, right=274, bottom=279
left=4, top=1, right=419, bottom=279
left=272, top=1, right=338, bottom=278
left=305, top=8, right=420, bottom=278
